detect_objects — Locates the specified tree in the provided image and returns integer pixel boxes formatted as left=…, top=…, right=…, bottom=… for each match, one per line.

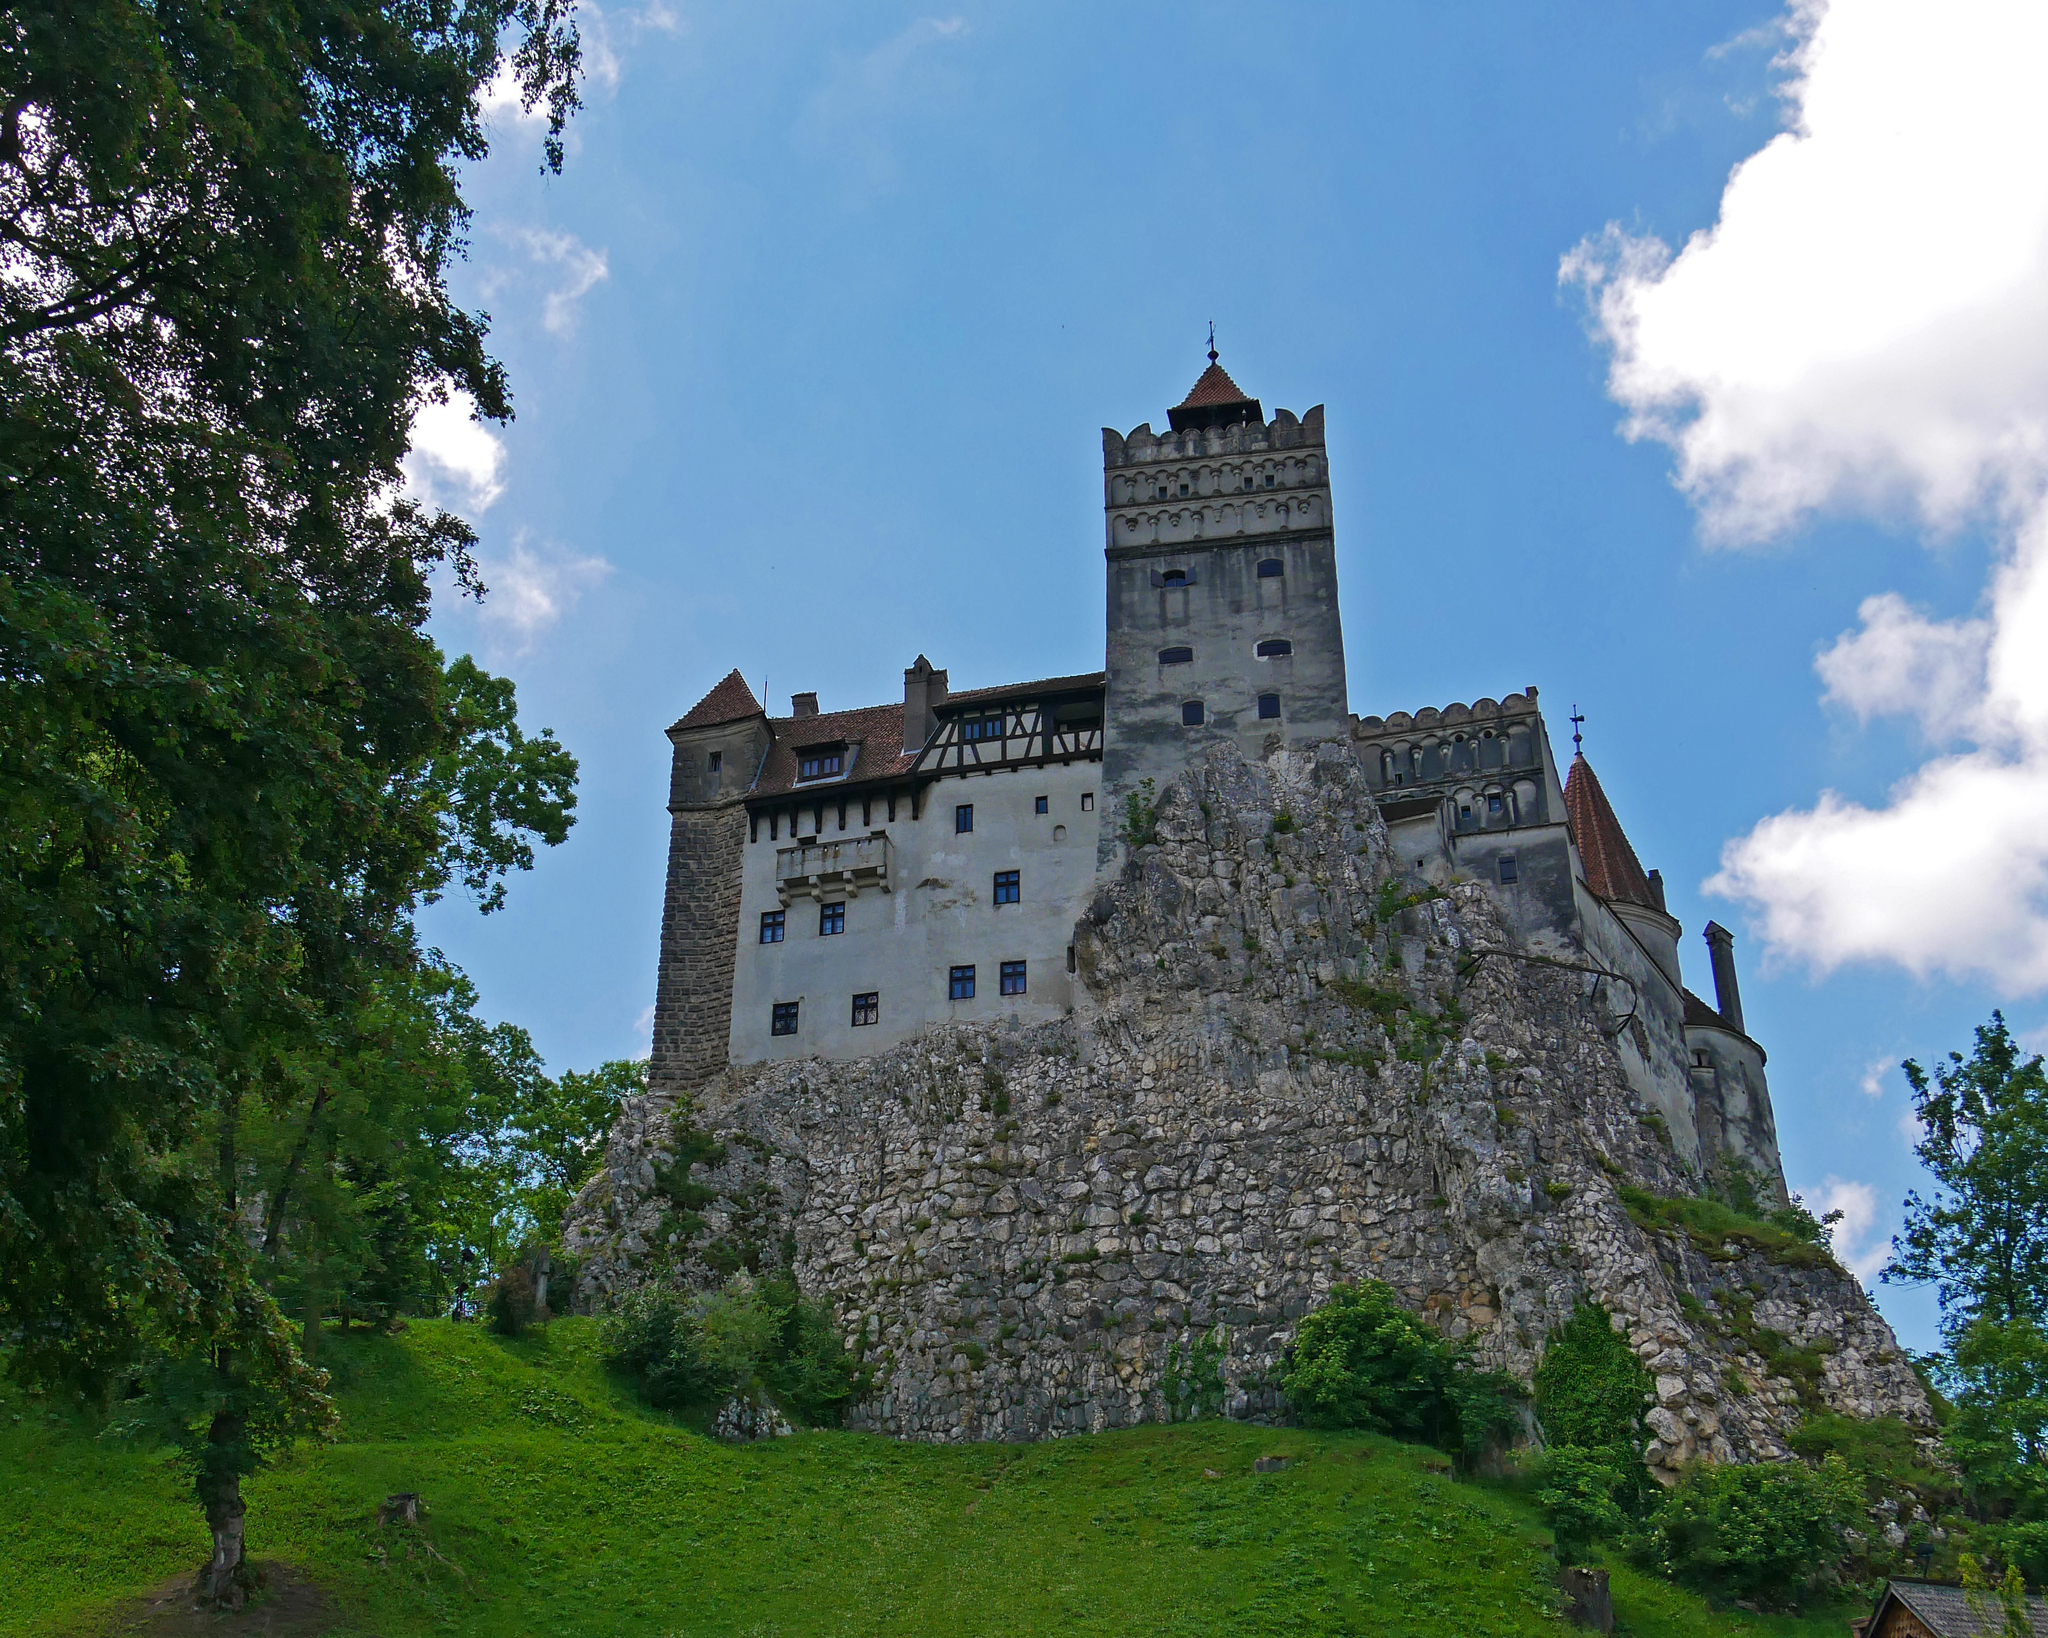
left=1, top=0, right=581, bottom=1603
left=1886, top=1013, right=2048, bottom=1334
left=507, top=1057, right=642, bottom=1243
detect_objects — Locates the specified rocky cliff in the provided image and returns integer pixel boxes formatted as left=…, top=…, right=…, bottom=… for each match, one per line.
left=563, top=740, right=1929, bottom=1468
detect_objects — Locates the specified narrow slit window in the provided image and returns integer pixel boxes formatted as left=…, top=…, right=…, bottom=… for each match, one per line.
left=709, top=750, right=723, bottom=771
left=759, top=910, right=785, bottom=944
left=1257, top=693, right=1281, bottom=720
left=852, top=992, right=879, bottom=1027
left=1000, top=960, right=1027, bottom=996
left=820, top=902, right=845, bottom=936
left=955, top=804, right=973, bottom=834
left=771, top=1001, right=799, bottom=1036
left=1159, top=646, right=1194, bottom=665
left=1255, top=638, right=1293, bottom=658
left=1257, top=558, right=1283, bottom=578
left=993, top=870, right=1020, bottom=905
left=1182, top=701, right=1205, bottom=727
left=949, top=965, right=976, bottom=1001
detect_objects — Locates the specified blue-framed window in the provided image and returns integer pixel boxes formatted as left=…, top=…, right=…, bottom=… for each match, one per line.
left=852, top=992, right=878, bottom=1027
left=771, top=1001, right=799, bottom=1036
left=759, top=910, right=785, bottom=943
left=949, top=965, right=975, bottom=1000
left=955, top=804, right=973, bottom=834
left=820, top=902, right=845, bottom=936
left=993, top=870, right=1020, bottom=905
left=1000, top=960, right=1026, bottom=996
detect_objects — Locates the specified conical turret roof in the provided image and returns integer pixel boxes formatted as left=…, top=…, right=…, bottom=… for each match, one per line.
left=1563, top=754, right=1658, bottom=911
left=1168, top=355, right=1263, bottom=432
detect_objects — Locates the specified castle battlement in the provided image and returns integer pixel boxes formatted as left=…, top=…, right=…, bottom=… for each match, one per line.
left=1102, top=403, right=1327, bottom=469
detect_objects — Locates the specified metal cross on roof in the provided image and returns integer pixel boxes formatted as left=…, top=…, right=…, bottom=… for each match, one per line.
left=1570, top=704, right=1586, bottom=755
left=1207, top=321, right=1218, bottom=365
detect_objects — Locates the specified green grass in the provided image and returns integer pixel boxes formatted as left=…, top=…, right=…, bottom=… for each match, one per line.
left=0, top=1320, right=1863, bottom=1637
left=1616, top=1185, right=1834, bottom=1269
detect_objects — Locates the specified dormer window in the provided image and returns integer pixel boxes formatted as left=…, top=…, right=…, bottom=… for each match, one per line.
left=796, top=748, right=844, bottom=781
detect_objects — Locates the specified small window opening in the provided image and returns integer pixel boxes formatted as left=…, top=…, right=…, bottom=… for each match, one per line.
left=993, top=870, right=1020, bottom=905
left=1182, top=700, right=1205, bottom=727
left=1161, top=568, right=1189, bottom=587
left=1487, top=793, right=1503, bottom=814
left=1000, top=960, right=1027, bottom=996
left=797, top=750, right=842, bottom=781
left=1066, top=944, right=1077, bottom=974
left=1264, top=472, right=1276, bottom=487
left=1257, top=558, right=1283, bottom=578
left=955, top=804, right=973, bottom=834
left=1159, top=646, right=1194, bottom=665
left=1081, top=792, right=1094, bottom=811
left=1255, top=638, right=1293, bottom=658
left=709, top=750, right=722, bottom=771
left=771, top=1001, right=799, bottom=1036
left=759, top=910, right=785, bottom=944
left=960, top=716, right=1005, bottom=742
left=820, top=902, right=845, bottom=936
left=949, top=965, right=976, bottom=1000
left=1257, top=693, right=1281, bottom=720
left=852, top=992, right=879, bottom=1027
left=1498, top=856, right=1519, bottom=886
left=1178, top=482, right=1189, bottom=496
left=1035, top=795, right=1049, bottom=814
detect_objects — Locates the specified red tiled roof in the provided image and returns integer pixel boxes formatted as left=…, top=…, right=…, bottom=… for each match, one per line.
left=751, top=701, right=917, bottom=798
left=673, top=668, right=763, bottom=731
left=938, top=671, right=1106, bottom=710
left=1177, top=361, right=1256, bottom=410
left=1564, top=754, right=1658, bottom=910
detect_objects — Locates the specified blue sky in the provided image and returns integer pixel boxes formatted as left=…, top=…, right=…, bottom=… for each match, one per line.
left=411, top=2, right=2048, bottom=1352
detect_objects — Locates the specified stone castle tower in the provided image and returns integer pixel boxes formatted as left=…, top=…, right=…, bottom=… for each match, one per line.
left=1101, top=346, right=1349, bottom=806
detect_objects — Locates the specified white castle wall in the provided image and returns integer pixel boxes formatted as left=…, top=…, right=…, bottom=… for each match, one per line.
left=728, top=759, right=1104, bottom=1064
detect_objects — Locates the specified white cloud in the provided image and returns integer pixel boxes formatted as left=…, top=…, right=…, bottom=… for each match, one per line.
left=795, top=17, right=969, bottom=191
left=1858, top=1055, right=1892, bottom=1098
left=1566, top=0, right=2048, bottom=990
left=509, top=227, right=610, bottom=336
left=402, top=387, right=507, bottom=515
left=635, top=1004, right=656, bottom=1048
left=475, top=533, right=612, bottom=651
left=1806, top=1174, right=1891, bottom=1282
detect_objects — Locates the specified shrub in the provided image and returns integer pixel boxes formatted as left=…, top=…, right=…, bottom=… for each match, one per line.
left=485, top=1262, right=545, bottom=1338
left=1534, top=1304, right=1653, bottom=1512
left=1646, top=1454, right=1862, bottom=1608
left=1539, top=1445, right=1629, bottom=1565
left=599, top=1273, right=862, bottom=1426
left=1280, top=1280, right=1523, bottom=1458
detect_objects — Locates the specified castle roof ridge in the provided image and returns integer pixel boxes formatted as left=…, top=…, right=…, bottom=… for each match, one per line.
left=1352, top=691, right=1538, bottom=735
left=672, top=668, right=764, bottom=733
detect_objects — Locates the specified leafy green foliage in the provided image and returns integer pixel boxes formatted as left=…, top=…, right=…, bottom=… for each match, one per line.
left=1163, top=1325, right=1229, bottom=1422
left=1280, top=1280, right=1523, bottom=1458
left=1645, top=1455, right=1863, bottom=1608
left=1539, top=1445, right=1629, bottom=1565
left=1534, top=1304, right=1652, bottom=1465
left=1119, top=777, right=1161, bottom=849
left=0, top=0, right=583, bottom=1580
left=600, top=1275, right=863, bottom=1428
left=1888, top=1013, right=2048, bottom=1335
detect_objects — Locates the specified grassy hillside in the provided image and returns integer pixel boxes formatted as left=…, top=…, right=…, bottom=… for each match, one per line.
left=0, top=1320, right=1856, bottom=1638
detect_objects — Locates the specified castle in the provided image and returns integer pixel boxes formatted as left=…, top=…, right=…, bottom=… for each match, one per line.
left=649, top=351, right=1786, bottom=1198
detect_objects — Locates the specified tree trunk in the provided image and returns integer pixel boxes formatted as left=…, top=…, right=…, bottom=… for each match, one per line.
left=195, top=1406, right=252, bottom=1609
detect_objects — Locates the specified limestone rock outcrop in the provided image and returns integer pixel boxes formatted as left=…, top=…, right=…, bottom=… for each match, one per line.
left=563, top=740, right=1929, bottom=1465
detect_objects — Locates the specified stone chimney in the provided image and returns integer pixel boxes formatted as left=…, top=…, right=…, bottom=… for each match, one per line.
left=901, top=654, right=948, bottom=754
left=1647, top=868, right=1667, bottom=914
left=1703, top=921, right=1744, bottom=1036
left=791, top=692, right=819, bottom=719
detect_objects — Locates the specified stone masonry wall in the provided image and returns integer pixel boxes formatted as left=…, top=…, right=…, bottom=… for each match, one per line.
left=648, top=804, right=747, bottom=1090
left=569, top=739, right=1929, bottom=1469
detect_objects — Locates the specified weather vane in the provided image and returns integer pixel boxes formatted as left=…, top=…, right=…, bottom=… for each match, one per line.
left=1570, top=704, right=1586, bottom=755
left=1207, top=321, right=1218, bottom=365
